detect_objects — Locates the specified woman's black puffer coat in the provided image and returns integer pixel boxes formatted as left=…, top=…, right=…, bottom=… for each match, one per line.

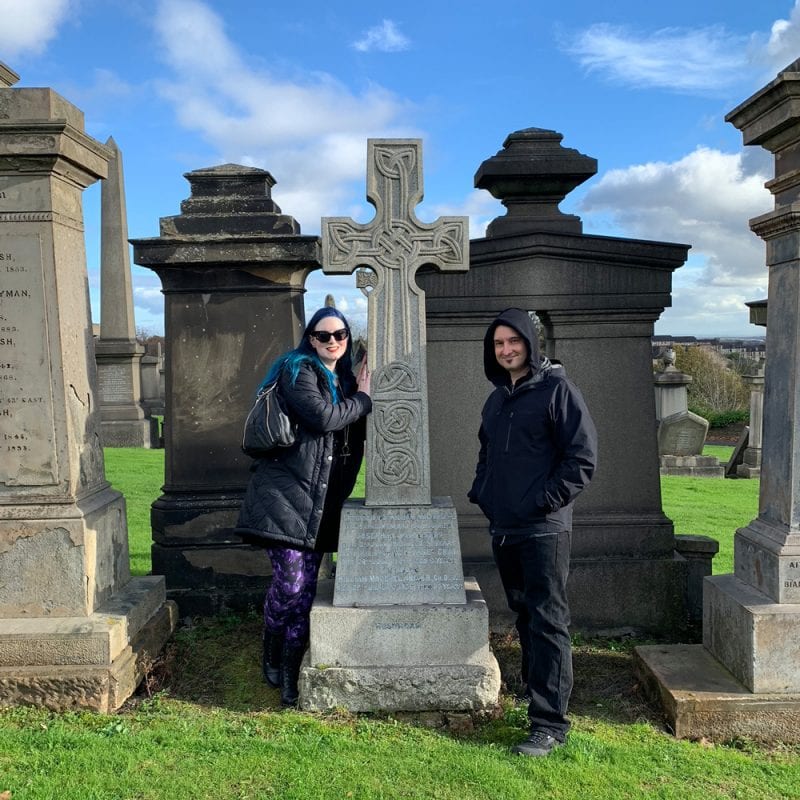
left=235, top=361, right=371, bottom=551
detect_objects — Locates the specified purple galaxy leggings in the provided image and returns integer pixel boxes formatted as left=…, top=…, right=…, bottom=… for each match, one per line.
left=263, top=546, right=323, bottom=647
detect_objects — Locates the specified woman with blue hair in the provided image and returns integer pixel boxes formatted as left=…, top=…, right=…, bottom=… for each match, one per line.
left=236, top=307, right=371, bottom=706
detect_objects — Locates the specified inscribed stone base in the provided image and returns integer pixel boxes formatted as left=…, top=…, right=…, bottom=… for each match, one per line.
left=703, top=573, right=800, bottom=693
left=0, top=576, right=177, bottom=712
left=100, top=418, right=154, bottom=448
left=333, top=498, right=466, bottom=606
left=659, top=455, right=724, bottom=478
left=300, top=578, right=500, bottom=712
left=733, top=523, right=800, bottom=603
left=634, top=643, right=800, bottom=744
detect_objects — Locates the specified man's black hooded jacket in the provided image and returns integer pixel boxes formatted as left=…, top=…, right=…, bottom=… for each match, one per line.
left=468, top=308, right=597, bottom=535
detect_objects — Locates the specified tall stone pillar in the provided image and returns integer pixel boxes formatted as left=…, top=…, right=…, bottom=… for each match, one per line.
left=420, top=128, right=711, bottom=635
left=0, top=73, right=175, bottom=710
left=132, top=165, right=320, bottom=615
left=703, top=61, right=800, bottom=681
left=635, top=61, right=800, bottom=743
left=95, top=137, right=152, bottom=447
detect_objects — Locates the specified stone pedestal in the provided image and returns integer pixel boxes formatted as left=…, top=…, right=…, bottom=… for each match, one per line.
left=636, top=61, right=800, bottom=742
left=302, top=497, right=499, bottom=711
left=132, top=164, right=321, bottom=615
left=300, top=577, right=500, bottom=712
left=419, top=128, right=700, bottom=635
left=0, top=86, right=174, bottom=711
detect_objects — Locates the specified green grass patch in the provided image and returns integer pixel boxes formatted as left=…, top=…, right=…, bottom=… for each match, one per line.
left=0, top=450, right=792, bottom=799
left=104, top=448, right=164, bottom=576
left=1, top=617, right=798, bottom=800
left=661, top=446, right=758, bottom=574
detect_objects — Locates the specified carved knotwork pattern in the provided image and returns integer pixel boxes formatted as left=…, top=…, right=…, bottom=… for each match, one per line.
left=373, top=398, right=421, bottom=486
left=374, top=400, right=418, bottom=444
left=375, top=362, right=417, bottom=394
left=374, top=443, right=421, bottom=486
left=326, top=219, right=466, bottom=272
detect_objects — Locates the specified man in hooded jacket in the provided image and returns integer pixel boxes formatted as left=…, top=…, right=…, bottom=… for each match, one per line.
left=469, top=308, right=597, bottom=757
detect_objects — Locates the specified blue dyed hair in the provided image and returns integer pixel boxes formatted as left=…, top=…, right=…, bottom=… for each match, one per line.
left=259, top=307, right=356, bottom=402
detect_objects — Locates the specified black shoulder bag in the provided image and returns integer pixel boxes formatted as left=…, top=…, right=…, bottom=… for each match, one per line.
left=241, top=379, right=296, bottom=457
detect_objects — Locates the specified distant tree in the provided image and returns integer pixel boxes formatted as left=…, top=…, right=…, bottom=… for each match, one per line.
left=726, top=351, right=762, bottom=377
left=674, top=345, right=749, bottom=414
left=136, top=326, right=165, bottom=356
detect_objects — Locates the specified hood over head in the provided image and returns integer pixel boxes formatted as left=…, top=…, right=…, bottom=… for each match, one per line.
left=483, top=308, right=542, bottom=385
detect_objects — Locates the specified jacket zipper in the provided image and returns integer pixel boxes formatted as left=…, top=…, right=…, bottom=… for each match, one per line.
left=504, top=410, right=514, bottom=452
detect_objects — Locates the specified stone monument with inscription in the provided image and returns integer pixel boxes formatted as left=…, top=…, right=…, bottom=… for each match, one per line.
left=0, top=68, right=175, bottom=711
left=95, top=137, right=153, bottom=448
left=299, top=140, right=500, bottom=712
left=636, top=61, right=800, bottom=742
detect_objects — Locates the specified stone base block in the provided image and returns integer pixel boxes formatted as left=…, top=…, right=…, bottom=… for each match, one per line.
left=299, top=658, right=501, bottom=713
left=735, top=464, right=761, bottom=478
left=100, top=418, right=155, bottom=448
left=309, top=578, right=490, bottom=667
left=568, top=553, right=692, bottom=636
left=634, top=643, right=800, bottom=743
left=0, top=576, right=177, bottom=712
left=703, top=573, right=800, bottom=692
left=660, top=455, right=724, bottom=477
left=734, top=523, right=800, bottom=604
left=152, top=542, right=271, bottom=617
left=300, top=577, right=500, bottom=712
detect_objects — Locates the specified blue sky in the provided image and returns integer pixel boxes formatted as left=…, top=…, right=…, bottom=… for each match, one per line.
left=2, top=0, right=798, bottom=337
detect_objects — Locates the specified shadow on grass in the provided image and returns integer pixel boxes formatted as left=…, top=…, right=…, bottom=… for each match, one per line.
left=134, top=614, right=667, bottom=735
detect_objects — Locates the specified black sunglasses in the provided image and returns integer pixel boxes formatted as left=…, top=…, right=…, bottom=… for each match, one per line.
left=310, top=328, right=349, bottom=343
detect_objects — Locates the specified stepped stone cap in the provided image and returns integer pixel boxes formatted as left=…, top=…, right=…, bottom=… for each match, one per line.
left=158, top=163, right=301, bottom=237
left=474, top=127, right=597, bottom=236
left=0, top=62, right=20, bottom=87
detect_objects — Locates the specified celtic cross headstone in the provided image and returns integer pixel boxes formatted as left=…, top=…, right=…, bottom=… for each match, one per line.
left=301, top=140, right=500, bottom=712
left=322, top=139, right=468, bottom=506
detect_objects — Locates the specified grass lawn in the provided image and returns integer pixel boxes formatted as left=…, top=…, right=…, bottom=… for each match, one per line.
left=2, top=448, right=793, bottom=799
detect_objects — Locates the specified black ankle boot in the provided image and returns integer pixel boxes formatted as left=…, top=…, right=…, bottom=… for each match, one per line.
left=280, top=641, right=307, bottom=707
left=262, top=632, right=283, bottom=688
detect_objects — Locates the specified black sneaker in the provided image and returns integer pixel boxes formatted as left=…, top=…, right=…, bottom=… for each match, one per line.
left=512, top=730, right=562, bottom=757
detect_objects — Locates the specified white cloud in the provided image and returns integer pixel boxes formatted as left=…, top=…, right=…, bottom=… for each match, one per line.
left=564, top=23, right=746, bottom=93
left=152, top=0, right=418, bottom=231
left=425, top=189, right=503, bottom=240
left=352, top=20, right=410, bottom=53
left=581, top=147, right=771, bottom=334
left=755, top=0, right=800, bottom=73
left=134, top=286, right=164, bottom=315
left=0, top=0, right=71, bottom=59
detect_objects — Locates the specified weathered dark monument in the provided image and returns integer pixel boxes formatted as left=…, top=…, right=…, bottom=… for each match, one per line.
left=636, top=60, right=800, bottom=742
left=0, top=66, right=175, bottom=710
left=132, top=165, right=321, bottom=614
left=419, top=128, right=717, bottom=634
left=300, top=140, right=500, bottom=711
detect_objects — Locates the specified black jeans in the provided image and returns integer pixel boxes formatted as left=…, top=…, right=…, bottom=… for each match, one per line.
left=492, top=531, right=572, bottom=740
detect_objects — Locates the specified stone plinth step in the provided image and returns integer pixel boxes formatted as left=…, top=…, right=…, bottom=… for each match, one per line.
left=0, top=578, right=177, bottom=712
left=301, top=577, right=501, bottom=712
left=634, top=643, right=800, bottom=743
